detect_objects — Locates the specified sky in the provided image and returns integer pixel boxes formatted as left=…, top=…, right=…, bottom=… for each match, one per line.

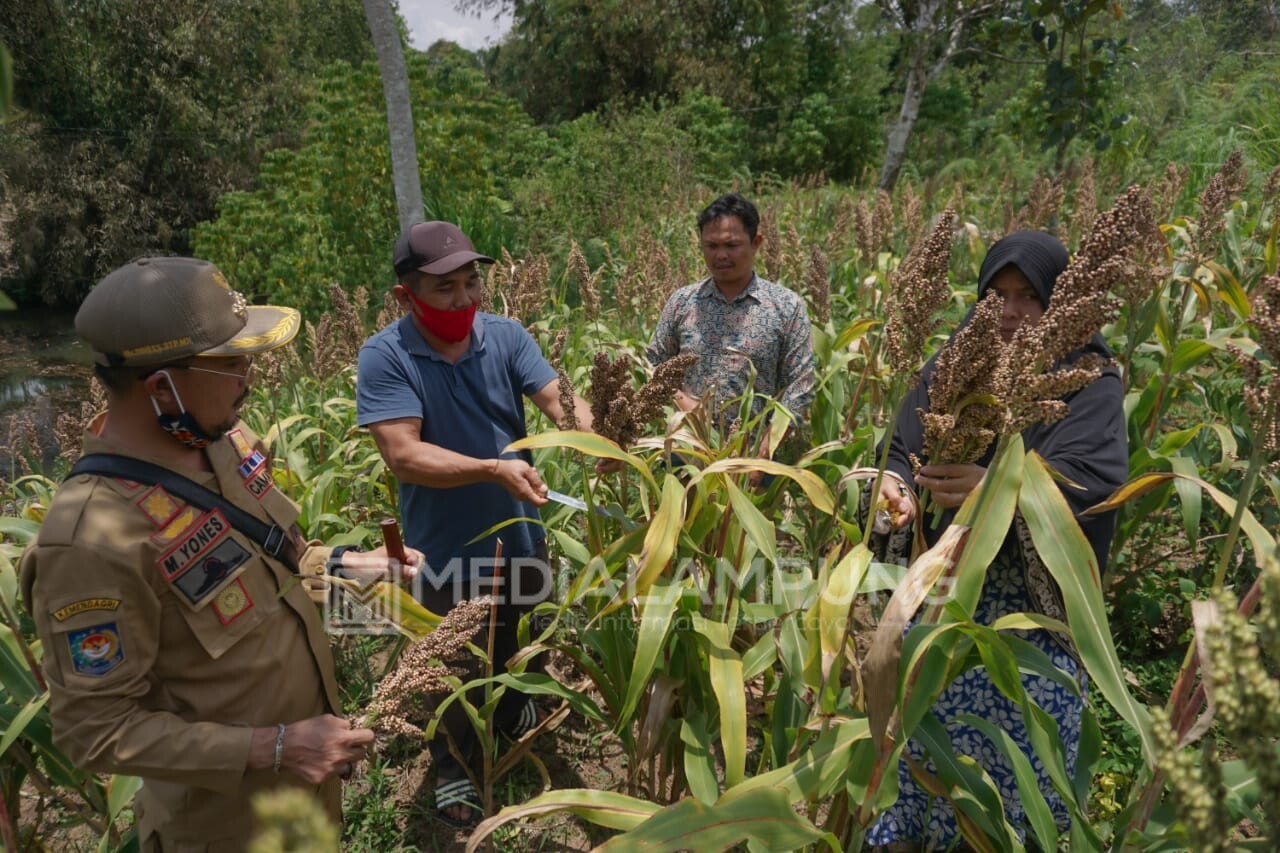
left=397, top=0, right=512, bottom=51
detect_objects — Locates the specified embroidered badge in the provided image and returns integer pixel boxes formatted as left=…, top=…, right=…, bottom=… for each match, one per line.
left=157, top=509, right=232, bottom=580
left=243, top=462, right=275, bottom=501
left=113, top=478, right=143, bottom=494
left=67, top=623, right=125, bottom=676
left=135, top=485, right=183, bottom=528
left=228, top=429, right=255, bottom=460
left=52, top=598, right=122, bottom=622
left=237, top=451, right=266, bottom=479
left=169, top=538, right=252, bottom=606
left=150, top=506, right=203, bottom=547
left=212, top=578, right=253, bottom=624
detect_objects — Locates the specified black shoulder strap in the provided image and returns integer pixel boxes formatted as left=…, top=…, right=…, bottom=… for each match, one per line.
left=68, top=453, right=298, bottom=571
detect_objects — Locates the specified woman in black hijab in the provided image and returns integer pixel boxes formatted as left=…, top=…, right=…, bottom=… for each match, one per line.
left=866, top=230, right=1128, bottom=849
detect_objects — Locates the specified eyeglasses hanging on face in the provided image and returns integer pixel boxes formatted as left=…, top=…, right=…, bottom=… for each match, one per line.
left=162, top=358, right=256, bottom=382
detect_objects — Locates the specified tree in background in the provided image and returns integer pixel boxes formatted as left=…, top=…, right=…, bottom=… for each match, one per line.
left=462, top=0, right=886, bottom=181
left=0, top=41, right=13, bottom=310
left=192, top=51, right=545, bottom=317
left=0, top=43, right=10, bottom=118
left=363, top=0, right=424, bottom=230
left=1022, top=0, right=1131, bottom=171
left=1175, top=0, right=1280, bottom=47
left=0, top=0, right=374, bottom=306
left=874, top=0, right=1012, bottom=192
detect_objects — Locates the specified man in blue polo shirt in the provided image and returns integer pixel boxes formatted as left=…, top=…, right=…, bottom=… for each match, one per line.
left=356, top=220, right=592, bottom=827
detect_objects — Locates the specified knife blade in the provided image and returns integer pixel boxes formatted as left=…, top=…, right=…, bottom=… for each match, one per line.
left=545, top=488, right=590, bottom=513
left=544, top=489, right=638, bottom=530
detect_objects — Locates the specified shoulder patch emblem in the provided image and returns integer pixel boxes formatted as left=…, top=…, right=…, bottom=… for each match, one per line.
left=150, top=506, right=203, bottom=547
left=67, top=623, right=125, bottom=676
left=237, top=451, right=266, bottom=479
left=212, top=578, right=254, bottom=624
left=136, top=485, right=183, bottom=528
left=52, top=598, right=122, bottom=622
left=228, top=429, right=255, bottom=460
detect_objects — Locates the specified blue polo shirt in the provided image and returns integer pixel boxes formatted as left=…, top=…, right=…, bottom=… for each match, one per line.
left=356, top=313, right=558, bottom=580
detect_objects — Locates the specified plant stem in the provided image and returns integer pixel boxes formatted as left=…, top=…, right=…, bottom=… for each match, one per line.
left=859, top=378, right=907, bottom=551
left=1129, top=486, right=1270, bottom=841
left=482, top=538, right=503, bottom=820
left=0, top=594, right=45, bottom=693
left=9, top=743, right=107, bottom=835
left=580, top=454, right=603, bottom=556
left=0, top=786, right=16, bottom=853
left=1145, top=278, right=1195, bottom=446
left=1125, top=573, right=1268, bottom=844
left=1210, top=438, right=1266, bottom=590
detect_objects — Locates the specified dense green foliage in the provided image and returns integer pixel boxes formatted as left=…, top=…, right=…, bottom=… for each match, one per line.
left=193, top=47, right=542, bottom=316
left=3, top=1, right=1278, bottom=307
left=0, top=0, right=373, bottom=305
left=474, top=0, right=889, bottom=181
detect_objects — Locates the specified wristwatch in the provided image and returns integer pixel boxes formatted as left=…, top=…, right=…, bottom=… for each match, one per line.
left=328, top=544, right=364, bottom=575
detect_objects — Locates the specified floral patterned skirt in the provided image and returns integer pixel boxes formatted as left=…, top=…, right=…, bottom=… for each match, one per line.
left=865, top=542, right=1087, bottom=848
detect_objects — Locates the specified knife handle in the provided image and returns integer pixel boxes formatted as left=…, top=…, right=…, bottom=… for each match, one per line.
left=380, top=517, right=408, bottom=565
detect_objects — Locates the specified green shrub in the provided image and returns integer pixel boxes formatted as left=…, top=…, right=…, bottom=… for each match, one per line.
left=193, top=55, right=544, bottom=318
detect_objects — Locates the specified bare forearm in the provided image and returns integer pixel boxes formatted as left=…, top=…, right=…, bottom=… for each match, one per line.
left=387, top=442, right=500, bottom=489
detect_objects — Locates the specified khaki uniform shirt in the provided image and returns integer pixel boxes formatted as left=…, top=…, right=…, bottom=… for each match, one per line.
left=20, top=418, right=340, bottom=850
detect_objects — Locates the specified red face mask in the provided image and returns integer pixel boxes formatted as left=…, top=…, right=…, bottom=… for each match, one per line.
left=404, top=288, right=477, bottom=343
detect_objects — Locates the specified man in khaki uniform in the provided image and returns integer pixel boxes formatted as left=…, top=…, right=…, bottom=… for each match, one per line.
left=19, top=257, right=420, bottom=851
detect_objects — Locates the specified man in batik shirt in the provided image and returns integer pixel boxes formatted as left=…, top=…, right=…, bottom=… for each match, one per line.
left=646, top=192, right=815, bottom=482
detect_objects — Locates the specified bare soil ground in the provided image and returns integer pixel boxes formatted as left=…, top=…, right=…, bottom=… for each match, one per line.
left=347, top=700, right=631, bottom=852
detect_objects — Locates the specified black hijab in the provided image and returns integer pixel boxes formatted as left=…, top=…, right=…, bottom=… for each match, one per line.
left=976, top=229, right=1112, bottom=362
left=977, top=228, right=1068, bottom=304
left=883, top=230, right=1129, bottom=571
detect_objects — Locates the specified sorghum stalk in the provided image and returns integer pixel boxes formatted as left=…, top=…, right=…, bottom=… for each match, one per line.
left=1211, top=438, right=1267, bottom=589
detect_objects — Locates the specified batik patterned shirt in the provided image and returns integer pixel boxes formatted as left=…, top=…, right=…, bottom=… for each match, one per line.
left=646, top=274, right=815, bottom=423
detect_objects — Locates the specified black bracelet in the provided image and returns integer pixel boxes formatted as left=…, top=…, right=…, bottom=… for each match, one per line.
left=328, top=545, right=364, bottom=575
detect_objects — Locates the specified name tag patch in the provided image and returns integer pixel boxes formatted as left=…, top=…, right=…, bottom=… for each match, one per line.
left=243, top=463, right=275, bottom=501
left=67, top=623, right=125, bottom=676
left=158, top=509, right=231, bottom=580
left=52, top=598, right=122, bottom=622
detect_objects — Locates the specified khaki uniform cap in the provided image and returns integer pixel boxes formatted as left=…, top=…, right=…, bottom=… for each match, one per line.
left=76, top=257, right=301, bottom=367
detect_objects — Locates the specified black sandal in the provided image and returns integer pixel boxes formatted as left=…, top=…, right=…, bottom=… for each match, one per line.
left=505, top=699, right=542, bottom=740
left=434, top=776, right=481, bottom=828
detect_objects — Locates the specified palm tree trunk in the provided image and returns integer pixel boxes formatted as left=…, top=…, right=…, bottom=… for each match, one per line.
left=363, top=0, right=424, bottom=230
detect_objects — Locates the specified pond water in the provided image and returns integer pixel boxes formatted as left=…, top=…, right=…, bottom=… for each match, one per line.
left=0, top=309, right=93, bottom=474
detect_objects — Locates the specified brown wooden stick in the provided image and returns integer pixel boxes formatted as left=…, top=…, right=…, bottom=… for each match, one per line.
left=380, top=517, right=407, bottom=565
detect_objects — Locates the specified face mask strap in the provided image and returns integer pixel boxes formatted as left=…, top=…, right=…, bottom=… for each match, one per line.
left=148, top=369, right=220, bottom=449
left=149, top=369, right=188, bottom=416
